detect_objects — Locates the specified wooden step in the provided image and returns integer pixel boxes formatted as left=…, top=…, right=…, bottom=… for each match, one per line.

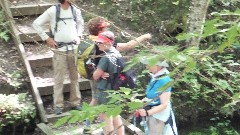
left=10, top=3, right=53, bottom=17
left=122, top=118, right=144, bottom=135
left=24, top=43, right=53, bottom=67
left=36, top=77, right=90, bottom=96
left=46, top=112, right=71, bottom=123
left=27, top=52, right=53, bottom=68
left=37, top=123, right=54, bottom=135
left=15, top=20, right=50, bottom=42
left=33, top=66, right=90, bottom=96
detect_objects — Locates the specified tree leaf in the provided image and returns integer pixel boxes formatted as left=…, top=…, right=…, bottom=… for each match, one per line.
left=105, top=106, right=122, bottom=117
left=127, top=102, right=144, bottom=112
left=119, top=87, right=131, bottom=95
left=54, top=115, right=71, bottom=128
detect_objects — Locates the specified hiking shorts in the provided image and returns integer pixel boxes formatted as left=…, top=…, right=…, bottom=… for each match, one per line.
left=94, top=90, right=110, bottom=105
left=147, top=116, right=165, bottom=135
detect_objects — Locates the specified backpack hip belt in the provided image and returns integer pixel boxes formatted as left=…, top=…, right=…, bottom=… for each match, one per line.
left=56, top=41, right=77, bottom=48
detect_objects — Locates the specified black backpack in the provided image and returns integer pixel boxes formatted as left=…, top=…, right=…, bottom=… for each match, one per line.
left=111, top=58, right=136, bottom=90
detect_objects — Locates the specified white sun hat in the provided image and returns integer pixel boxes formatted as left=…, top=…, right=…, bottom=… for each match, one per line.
left=140, top=57, right=169, bottom=67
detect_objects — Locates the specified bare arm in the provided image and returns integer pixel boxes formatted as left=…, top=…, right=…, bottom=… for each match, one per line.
left=75, top=8, right=84, bottom=37
left=32, top=6, right=57, bottom=48
left=116, top=33, right=151, bottom=52
left=138, top=92, right=171, bottom=116
left=93, top=68, right=105, bottom=80
left=32, top=7, right=53, bottom=41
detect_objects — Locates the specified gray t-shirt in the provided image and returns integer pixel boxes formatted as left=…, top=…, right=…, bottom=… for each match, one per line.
left=96, top=48, right=121, bottom=90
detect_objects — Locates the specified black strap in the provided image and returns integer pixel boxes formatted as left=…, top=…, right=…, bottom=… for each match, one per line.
left=56, top=41, right=77, bottom=48
left=70, top=5, right=77, bottom=22
left=164, top=110, right=177, bottom=135
left=53, top=4, right=77, bottom=35
left=54, top=4, right=61, bottom=34
left=110, top=58, right=124, bottom=89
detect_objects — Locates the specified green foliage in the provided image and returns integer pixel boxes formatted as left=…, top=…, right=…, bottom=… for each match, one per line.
left=210, top=114, right=239, bottom=135
left=0, top=93, right=36, bottom=130
left=0, top=9, right=9, bottom=41
left=58, top=1, right=240, bottom=133
left=90, top=0, right=190, bottom=43
left=174, top=6, right=240, bottom=132
left=6, top=70, right=24, bottom=89
left=174, top=53, right=240, bottom=121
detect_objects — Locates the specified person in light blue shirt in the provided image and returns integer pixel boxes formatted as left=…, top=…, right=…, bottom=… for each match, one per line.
left=138, top=58, right=178, bottom=135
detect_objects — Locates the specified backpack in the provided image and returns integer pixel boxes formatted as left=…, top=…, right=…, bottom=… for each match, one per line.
left=50, top=3, right=77, bottom=37
left=77, top=37, right=96, bottom=79
left=111, top=58, right=136, bottom=90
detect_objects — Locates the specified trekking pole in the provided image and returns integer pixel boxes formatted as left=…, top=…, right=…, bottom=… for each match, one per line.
left=133, top=112, right=140, bottom=134
left=140, top=116, right=148, bottom=135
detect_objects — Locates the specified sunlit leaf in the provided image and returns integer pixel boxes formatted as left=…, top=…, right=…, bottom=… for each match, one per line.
left=105, top=106, right=122, bottom=117
left=54, top=115, right=71, bottom=127
left=127, top=102, right=144, bottom=112
left=119, top=87, right=131, bottom=95
left=176, top=33, right=197, bottom=41
left=172, top=1, right=179, bottom=5
left=202, top=19, right=220, bottom=37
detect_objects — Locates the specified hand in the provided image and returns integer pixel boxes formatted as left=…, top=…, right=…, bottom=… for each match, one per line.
left=101, top=72, right=109, bottom=79
left=76, top=36, right=81, bottom=45
left=142, top=33, right=152, bottom=40
left=46, top=38, right=57, bottom=48
left=138, top=109, right=148, bottom=117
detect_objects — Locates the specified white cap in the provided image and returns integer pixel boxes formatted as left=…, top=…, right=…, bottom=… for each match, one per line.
left=140, top=57, right=169, bottom=67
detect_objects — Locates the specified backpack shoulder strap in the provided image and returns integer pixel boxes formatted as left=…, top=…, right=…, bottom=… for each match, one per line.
left=70, top=4, right=77, bottom=22
left=54, top=3, right=61, bottom=34
left=116, top=58, right=124, bottom=73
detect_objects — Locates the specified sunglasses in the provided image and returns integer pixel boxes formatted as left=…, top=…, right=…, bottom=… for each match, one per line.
left=95, top=42, right=104, bottom=46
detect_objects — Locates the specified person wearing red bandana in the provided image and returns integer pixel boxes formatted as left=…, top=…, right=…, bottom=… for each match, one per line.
left=93, top=31, right=124, bottom=135
left=87, top=17, right=151, bottom=107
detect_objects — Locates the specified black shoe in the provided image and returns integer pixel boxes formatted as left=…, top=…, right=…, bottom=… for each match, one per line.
left=71, top=105, right=82, bottom=110
left=54, top=107, right=63, bottom=115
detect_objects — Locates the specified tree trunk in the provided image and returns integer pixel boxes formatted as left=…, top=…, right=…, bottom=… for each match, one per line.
left=186, top=0, right=210, bottom=47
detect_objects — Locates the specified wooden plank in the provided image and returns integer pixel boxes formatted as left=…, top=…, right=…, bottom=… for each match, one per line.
left=37, top=78, right=91, bottom=96
left=37, top=123, right=55, bottom=135
left=28, top=54, right=53, bottom=67
left=46, top=112, right=71, bottom=123
left=19, top=32, right=48, bottom=42
left=122, top=118, right=144, bottom=135
left=1, top=0, right=48, bottom=123
left=24, top=43, right=53, bottom=67
left=16, top=23, right=49, bottom=42
left=10, top=4, right=53, bottom=16
left=29, top=56, right=52, bottom=67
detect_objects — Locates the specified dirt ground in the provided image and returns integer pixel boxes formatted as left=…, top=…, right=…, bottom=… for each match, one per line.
left=0, top=39, right=27, bottom=93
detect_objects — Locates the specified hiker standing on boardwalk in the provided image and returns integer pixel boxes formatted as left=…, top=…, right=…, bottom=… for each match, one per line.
left=137, top=58, right=178, bottom=135
left=87, top=16, right=152, bottom=106
left=93, top=31, right=125, bottom=135
left=32, top=0, right=84, bottom=115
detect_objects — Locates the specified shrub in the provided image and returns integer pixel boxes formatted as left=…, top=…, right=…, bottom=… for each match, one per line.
left=0, top=93, right=36, bottom=132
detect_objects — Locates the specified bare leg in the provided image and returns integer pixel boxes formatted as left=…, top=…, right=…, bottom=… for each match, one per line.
left=90, top=98, right=97, bottom=106
left=104, top=115, right=114, bottom=135
left=113, top=115, right=124, bottom=135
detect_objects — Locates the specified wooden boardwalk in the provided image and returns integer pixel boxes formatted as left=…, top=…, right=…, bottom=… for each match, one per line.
left=0, top=0, right=144, bottom=134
